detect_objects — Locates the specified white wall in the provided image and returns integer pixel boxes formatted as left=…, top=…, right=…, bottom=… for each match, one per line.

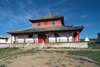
left=49, top=32, right=56, bottom=42
left=18, top=34, right=24, bottom=43
left=7, top=36, right=14, bottom=43
left=0, top=36, right=14, bottom=43
left=0, top=39, right=6, bottom=43
left=18, top=34, right=35, bottom=43
left=49, top=32, right=72, bottom=42
left=17, top=32, right=72, bottom=43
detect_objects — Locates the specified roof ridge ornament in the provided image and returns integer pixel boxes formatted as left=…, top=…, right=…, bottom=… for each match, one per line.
left=48, top=12, right=50, bottom=15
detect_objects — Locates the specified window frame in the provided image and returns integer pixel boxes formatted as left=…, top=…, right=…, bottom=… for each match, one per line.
left=29, top=34, right=33, bottom=38
left=52, top=21, right=55, bottom=25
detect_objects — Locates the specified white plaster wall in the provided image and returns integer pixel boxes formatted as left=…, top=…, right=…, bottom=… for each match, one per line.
left=18, top=35, right=24, bottom=43
left=49, top=32, right=72, bottom=42
left=60, top=32, right=72, bottom=42
left=0, top=36, right=14, bottom=43
left=26, top=34, right=34, bottom=43
left=50, top=42, right=88, bottom=48
left=0, top=39, right=6, bottom=43
left=7, top=36, right=14, bottom=43
left=17, top=32, right=73, bottom=43
left=49, top=33, right=56, bottom=42
left=18, top=34, right=35, bottom=43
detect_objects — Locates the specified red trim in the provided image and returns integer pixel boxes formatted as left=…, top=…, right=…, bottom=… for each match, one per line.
left=78, top=31, right=80, bottom=42
left=13, top=35, right=17, bottom=48
left=59, top=33, right=60, bottom=42
left=46, top=34, right=48, bottom=43
left=11, top=36, right=12, bottom=43
left=55, top=20, right=61, bottom=25
left=32, top=22, right=37, bottom=27
left=24, top=35, right=26, bottom=43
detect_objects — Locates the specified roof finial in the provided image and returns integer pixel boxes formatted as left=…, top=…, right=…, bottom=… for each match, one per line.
left=86, top=35, right=88, bottom=38
left=48, top=12, right=50, bottom=15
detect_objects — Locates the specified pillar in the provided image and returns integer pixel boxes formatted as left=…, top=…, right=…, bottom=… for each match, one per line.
left=24, top=35, right=26, bottom=43
left=74, top=37, right=75, bottom=42
left=46, top=34, right=48, bottom=43
left=78, top=31, right=80, bottom=42
left=71, top=32, right=73, bottom=42
left=59, top=33, right=61, bottom=42
left=14, top=35, right=17, bottom=48
left=35, top=34, right=37, bottom=43
left=11, top=35, right=12, bottom=43
left=14, top=35, right=17, bottom=43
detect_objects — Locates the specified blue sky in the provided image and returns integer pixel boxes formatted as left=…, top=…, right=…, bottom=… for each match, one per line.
left=0, top=0, right=100, bottom=39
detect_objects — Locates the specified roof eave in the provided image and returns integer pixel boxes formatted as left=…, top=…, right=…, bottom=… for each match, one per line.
left=28, top=15, right=64, bottom=22
left=6, top=26, right=84, bottom=35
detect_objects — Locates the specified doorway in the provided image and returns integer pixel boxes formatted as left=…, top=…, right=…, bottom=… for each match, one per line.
left=38, top=34, right=48, bottom=43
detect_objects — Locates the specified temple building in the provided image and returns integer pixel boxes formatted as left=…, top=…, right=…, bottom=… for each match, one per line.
left=0, top=35, right=14, bottom=43
left=6, top=13, right=84, bottom=43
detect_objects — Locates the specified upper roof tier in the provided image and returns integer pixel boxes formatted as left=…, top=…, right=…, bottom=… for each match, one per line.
left=28, top=13, right=65, bottom=25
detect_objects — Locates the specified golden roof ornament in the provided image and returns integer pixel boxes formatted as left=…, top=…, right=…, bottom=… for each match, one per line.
left=86, top=35, right=87, bottom=38
left=48, top=12, right=50, bottom=15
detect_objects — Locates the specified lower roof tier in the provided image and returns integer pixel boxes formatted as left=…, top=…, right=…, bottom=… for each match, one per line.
left=6, top=25, right=84, bottom=35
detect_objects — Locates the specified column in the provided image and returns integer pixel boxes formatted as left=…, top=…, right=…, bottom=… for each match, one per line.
left=14, top=35, right=17, bottom=48
left=11, top=35, right=12, bottom=43
left=46, top=34, right=48, bottom=43
left=14, top=35, right=16, bottom=42
left=78, top=31, right=80, bottom=42
left=59, top=33, right=61, bottom=42
left=35, top=34, right=37, bottom=43
left=71, top=32, right=73, bottom=42
left=24, top=35, right=26, bottom=43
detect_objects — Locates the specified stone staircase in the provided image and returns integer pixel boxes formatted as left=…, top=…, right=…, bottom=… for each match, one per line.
left=24, top=43, right=41, bottom=49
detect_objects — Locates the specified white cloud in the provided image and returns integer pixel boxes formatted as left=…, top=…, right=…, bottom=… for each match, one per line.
left=81, top=15, right=87, bottom=18
left=54, top=0, right=67, bottom=6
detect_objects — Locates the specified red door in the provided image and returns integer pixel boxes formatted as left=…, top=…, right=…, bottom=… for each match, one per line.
left=38, top=34, right=48, bottom=43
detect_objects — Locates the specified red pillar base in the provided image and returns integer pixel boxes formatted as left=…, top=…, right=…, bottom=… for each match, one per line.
left=13, top=35, right=17, bottom=48
left=59, top=33, right=61, bottom=42
left=46, top=34, right=48, bottom=43
left=24, top=35, right=26, bottom=43
left=35, top=35, right=37, bottom=43
left=71, top=32, right=73, bottom=42
left=78, top=31, right=80, bottom=42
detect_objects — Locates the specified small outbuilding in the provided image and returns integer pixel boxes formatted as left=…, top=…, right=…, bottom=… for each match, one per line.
left=0, top=35, right=14, bottom=43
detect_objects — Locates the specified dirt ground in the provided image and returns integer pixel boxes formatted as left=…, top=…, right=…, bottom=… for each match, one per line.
left=0, top=51, right=100, bottom=67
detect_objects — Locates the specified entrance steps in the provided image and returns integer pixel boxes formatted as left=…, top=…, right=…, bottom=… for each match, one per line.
left=24, top=43, right=41, bottom=49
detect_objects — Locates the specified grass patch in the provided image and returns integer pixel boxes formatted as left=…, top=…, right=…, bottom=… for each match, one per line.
left=88, top=42, right=100, bottom=49
left=36, top=57, right=44, bottom=59
left=80, top=60, right=84, bottom=64
left=0, top=64, right=7, bottom=67
left=0, top=47, right=40, bottom=59
left=4, top=57, right=13, bottom=60
left=0, top=47, right=18, bottom=53
left=68, top=51, right=100, bottom=63
left=5, top=61, right=12, bottom=64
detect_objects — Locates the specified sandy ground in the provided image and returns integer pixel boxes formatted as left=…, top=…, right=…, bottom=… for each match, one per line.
left=0, top=51, right=100, bottom=67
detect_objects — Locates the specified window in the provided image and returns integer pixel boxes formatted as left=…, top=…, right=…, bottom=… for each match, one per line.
left=37, top=22, right=40, bottom=26
left=54, top=33, right=59, bottom=37
left=52, top=21, right=55, bottom=25
left=29, top=34, right=33, bottom=38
